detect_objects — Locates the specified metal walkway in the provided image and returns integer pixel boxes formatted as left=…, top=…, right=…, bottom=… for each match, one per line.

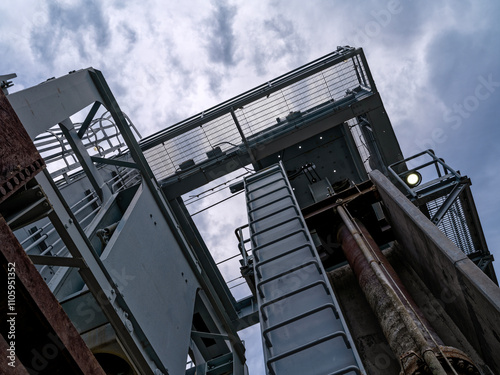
left=244, top=164, right=364, bottom=375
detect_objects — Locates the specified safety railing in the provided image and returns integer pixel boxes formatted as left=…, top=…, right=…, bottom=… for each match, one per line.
left=388, top=149, right=490, bottom=260
left=34, top=110, right=141, bottom=184
left=140, top=47, right=375, bottom=181
left=388, top=149, right=462, bottom=199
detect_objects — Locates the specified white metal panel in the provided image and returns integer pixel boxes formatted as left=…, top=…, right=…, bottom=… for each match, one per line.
left=102, top=183, right=200, bottom=375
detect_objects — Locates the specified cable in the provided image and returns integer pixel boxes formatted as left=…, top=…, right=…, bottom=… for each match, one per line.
left=184, top=172, right=250, bottom=205
left=190, top=190, right=244, bottom=216
left=229, top=281, right=247, bottom=290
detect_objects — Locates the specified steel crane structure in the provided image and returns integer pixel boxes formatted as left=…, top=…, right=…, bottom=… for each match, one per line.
left=1, top=46, right=499, bottom=375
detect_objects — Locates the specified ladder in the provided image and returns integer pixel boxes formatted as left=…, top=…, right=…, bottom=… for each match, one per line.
left=244, top=163, right=364, bottom=375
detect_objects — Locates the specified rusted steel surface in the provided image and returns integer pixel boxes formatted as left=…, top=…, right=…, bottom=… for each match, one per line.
left=370, top=170, right=499, bottom=374
left=337, top=218, right=480, bottom=374
left=338, top=222, right=423, bottom=358
left=0, top=90, right=44, bottom=204
left=0, top=216, right=106, bottom=374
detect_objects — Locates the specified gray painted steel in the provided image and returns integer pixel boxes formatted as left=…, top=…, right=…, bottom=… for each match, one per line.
left=370, top=169, right=500, bottom=374
left=245, top=163, right=364, bottom=375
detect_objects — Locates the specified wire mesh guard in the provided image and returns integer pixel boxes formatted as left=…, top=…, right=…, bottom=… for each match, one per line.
left=19, top=110, right=143, bottom=283
left=144, top=50, right=372, bottom=181
left=426, top=194, right=476, bottom=255
left=34, top=110, right=140, bottom=182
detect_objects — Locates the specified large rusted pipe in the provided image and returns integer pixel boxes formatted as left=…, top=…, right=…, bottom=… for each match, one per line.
left=336, top=205, right=448, bottom=375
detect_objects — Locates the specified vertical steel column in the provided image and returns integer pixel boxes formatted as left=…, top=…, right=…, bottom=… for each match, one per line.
left=59, top=118, right=112, bottom=203
left=337, top=206, right=479, bottom=375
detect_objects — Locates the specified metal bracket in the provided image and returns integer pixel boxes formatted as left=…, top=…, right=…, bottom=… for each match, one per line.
left=91, top=156, right=138, bottom=169
left=29, top=254, right=87, bottom=268
left=431, top=182, right=466, bottom=225
left=191, top=331, right=229, bottom=341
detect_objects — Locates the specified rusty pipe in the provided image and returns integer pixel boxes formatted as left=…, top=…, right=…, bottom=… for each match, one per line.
left=336, top=205, right=448, bottom=375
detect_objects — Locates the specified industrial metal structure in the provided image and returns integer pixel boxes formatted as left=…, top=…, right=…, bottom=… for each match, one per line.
left=1, top=46, right=499, bottom=374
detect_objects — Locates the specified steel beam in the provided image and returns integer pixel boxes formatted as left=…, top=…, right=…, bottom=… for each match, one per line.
left=0, top=90, right=45, bottom=203
left=0, top=216, right=106, bottom=375
left=90, top=156, right=138, bottom=169
left=59, top=118, right=112, bottom=203
left=370, top=169, right=500, bottom=373
left=28, top=254, right=86, bottom=268
left=336, top=212, right=451, bottom=374
left=37, top=170, right=164, bottom=375
left=161, top=92, right=387, bottom=199
left=7, top=69, right=103, bottom=140
left=77, top=102, right=101, bottom=139
left=431, top=182, right=466, bottom=225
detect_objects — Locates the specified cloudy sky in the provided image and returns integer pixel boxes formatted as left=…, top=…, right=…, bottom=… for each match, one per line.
left=2, top=0, right=500, bottom=373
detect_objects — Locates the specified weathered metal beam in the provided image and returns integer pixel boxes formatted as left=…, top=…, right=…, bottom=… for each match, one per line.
left=337, top=208, right=454, bottom=375
left=0, top=216, right=106, bottom=375
left=370, top=169, right=500, bottom=373
left=0, top=90, right=45, bottom=204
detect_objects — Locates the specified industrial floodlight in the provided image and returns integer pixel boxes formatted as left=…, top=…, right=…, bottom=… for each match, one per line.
left=405, top=171, right=422, bottom=187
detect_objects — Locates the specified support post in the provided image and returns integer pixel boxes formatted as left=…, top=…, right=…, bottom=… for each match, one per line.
left=59, top=118, right=112, bottom=203
left=336, top=205, right=470, bottom=375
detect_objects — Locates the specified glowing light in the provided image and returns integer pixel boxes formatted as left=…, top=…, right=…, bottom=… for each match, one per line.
left=405, top=171, right=422, bottom=187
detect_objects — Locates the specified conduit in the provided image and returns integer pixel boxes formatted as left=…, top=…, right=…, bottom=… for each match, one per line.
left=336, top=205, right=449, bottom=375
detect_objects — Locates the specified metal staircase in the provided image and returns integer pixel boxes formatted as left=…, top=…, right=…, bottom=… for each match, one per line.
left=244, top=163, right=364, bottom=375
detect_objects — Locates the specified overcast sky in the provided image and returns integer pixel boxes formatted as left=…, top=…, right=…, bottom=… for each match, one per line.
left=2, top=1, right=499, bottom=373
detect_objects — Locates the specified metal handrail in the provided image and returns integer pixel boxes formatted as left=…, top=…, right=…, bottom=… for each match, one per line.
left=234, top=224, right=250, bottom=266
left=388, top=149, right=462, bottom=198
